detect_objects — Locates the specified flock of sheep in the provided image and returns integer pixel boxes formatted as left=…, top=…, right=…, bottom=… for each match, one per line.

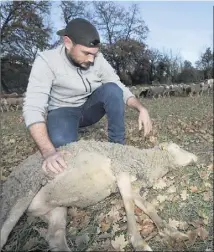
left=136, top=79, right=213, bottom=99
left=0, top=79, right=213, bottom=112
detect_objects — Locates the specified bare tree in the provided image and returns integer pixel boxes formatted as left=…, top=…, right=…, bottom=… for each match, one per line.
left=90, top=1, right=149, bottom=45
left=195, top=47, right=213, bottom=79
left=59, top=1, right=89, bottom=25
left=1, top=1, right=52, bottom=93
left=1, top=0, right=52, bottom=63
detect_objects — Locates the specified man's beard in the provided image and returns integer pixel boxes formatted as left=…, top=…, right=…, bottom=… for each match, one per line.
left=65, top=49, right=91, bottom=70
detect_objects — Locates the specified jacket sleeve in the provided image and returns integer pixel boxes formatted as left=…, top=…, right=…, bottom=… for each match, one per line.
left=97, top=53, right=135, bottom=104
left=22, top=53, right=55, bottom=128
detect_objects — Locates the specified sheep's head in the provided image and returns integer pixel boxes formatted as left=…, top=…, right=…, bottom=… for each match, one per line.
left=159, top=142, right=198, bottom=167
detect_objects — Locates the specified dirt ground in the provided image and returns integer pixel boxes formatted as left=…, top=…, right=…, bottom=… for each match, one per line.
left=1, top=92, right=213, bottom=251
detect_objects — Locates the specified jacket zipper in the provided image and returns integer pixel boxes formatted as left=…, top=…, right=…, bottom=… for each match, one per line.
left=86, top=78, right=92, bottom=93
left=77, top=68, right=87, bottom=92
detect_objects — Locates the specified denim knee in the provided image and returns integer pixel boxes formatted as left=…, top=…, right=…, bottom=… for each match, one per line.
left=102, top=82, right=123, bottom=100
left=49, top=133, right=78, bottom=148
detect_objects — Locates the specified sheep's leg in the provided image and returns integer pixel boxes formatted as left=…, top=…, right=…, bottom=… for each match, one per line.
left=117, top=172, right=152, bottom=251
left=44, top=207, right=70, bottom=252
left=28, top=191, right=71, bottom=251
left=133, top=193, right=188, bottom=242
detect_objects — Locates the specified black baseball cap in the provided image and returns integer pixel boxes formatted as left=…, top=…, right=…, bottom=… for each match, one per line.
left=57, top=18, right=100, bottom=48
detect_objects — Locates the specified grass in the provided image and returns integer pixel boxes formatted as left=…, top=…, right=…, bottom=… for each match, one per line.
left=1, top=92, right=213, bottom=251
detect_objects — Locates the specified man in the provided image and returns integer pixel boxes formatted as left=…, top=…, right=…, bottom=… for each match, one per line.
left=23, top=18, right=152, bottom=175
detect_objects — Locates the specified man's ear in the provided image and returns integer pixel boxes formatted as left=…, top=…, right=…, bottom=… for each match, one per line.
left=63, top=36, right=74, bottom=51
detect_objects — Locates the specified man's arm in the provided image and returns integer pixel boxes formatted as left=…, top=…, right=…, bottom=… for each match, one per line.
left=23, top=53, right=56, bottom=158
left=98, top=52, right=152, bottom=135
left=98, top=52, right=146, bottom=111
left=126, top=96, right=145, bottom=111
left=28, top=123, right=56, bottom=158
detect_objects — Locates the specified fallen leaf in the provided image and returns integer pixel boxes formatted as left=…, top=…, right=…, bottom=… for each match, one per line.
left=197, top=210, right=209, bottom=223
left=140, top=219, right=155, bottom=237
left=203, top=192, right=211, bottom=201
left=180, top=190, right=188, bottom=201
left=204, top=182, right=212, bottom=188
left=167, top=185, right=177, bottom=194
left=167, top=194, right=174, bottom=201
left=100, top=221, right=111, bottom=233
left=112, top=223, right=120, bottom=234
left=187, top=229, right=198, bottom=246
left=168, top=176, right=175, bottom=180
left=172, top=195, right=180, bottom=202
left=97, top=213, right=105, bottom=223
left=149, top=136, right=157, bottom=144
left=178, top=221, right=189, bottom=230
left=168, top=218, right=180, bottom=229
left=9, top=138, right=15, bottom=144
left=153, top=178, right=167, bottom=189
left=157, top=194, right=167, bottom=203
left=207, top=163, right=213, bottom=171
left=111, top=234, right=128, bottom=251
left=107, top=206, right=122, bottom=223
left=189, top=219, right=204, bottom=228
left=190, top=186, right=198, bottom=193
left=198, top=171, right=209, bottom=180
left=197, top=227, right=209, bottom=240
left=151, top=198, right=159, bottom=207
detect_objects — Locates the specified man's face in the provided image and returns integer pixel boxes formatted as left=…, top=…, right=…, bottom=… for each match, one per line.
left=64, top=36, right=99, bottom=69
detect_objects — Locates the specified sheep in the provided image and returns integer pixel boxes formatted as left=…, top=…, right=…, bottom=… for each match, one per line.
left=205, top=79, right=213, bottom=94
left=139, top=87, right=150, bottom=98
left=189, top=83, right=202, bottom=97
left=0, top=139, right=198, bottom=251
left=183, top=84, right=192, bottom=96
left=149, top=86, right=166, bottom=98
left=0, top=97, right=24, bottom=112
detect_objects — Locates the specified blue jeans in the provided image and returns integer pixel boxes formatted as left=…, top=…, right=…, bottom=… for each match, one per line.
left=47, top=82, right=125, bottom=148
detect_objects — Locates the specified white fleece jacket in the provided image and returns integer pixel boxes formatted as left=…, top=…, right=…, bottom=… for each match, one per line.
left=23, top=44, right=135, bottom=128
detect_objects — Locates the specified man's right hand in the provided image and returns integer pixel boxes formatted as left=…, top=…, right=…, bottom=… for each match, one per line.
left=42, top=151, right=67, bottom=175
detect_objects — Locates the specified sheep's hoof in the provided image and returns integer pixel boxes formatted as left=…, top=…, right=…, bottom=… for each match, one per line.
left=130, top=233, right=153, bottom=251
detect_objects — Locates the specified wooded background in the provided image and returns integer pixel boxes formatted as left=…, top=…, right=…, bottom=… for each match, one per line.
left=1, top=1, right=213, bottom=94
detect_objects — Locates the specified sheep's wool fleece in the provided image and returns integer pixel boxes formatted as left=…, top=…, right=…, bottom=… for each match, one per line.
left=0, top=139, right=175, bottom=243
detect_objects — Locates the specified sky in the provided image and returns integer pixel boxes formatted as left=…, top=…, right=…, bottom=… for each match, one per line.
left=51, top=1, right=213, bottom=66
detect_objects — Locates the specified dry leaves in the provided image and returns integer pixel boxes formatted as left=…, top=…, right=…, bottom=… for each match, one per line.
left=68, top=208, right=90, bottom=229
left=207, top=163, right=213, bottom=171
left=153, top=178, right=167, bottom=190
left=167, top=185, right=176, bottom=194
left=168, top=219, right=189, bottom=230
left=203, top=191, right=211, bottom=201
left=111, top=234, right=128, bottom=251
left=187, top=229, right=198, bottom=246
left=168, top=218, right=180, bottom=229
left=180, top=189, right=188, bottom=200
left=196, top=226, right=209, bottom=240
left=140, top=219, right=155, bottom=237
left=157, top=194, right=167, bottom=203
left=190, top=186, right=198, bottom=193
left=100, top=221, right=111, bottom=233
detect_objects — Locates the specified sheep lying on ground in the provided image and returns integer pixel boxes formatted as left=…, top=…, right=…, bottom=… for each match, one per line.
left=0, top=140, right=198, bottom=251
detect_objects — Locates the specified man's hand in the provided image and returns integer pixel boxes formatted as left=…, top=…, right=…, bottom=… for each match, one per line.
left=42, top=151, right=68, bottom=175
left=138, top=107, right=153, bottom=136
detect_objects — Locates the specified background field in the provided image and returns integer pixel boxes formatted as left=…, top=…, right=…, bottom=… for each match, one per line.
left=1, top=92, right=213, bottom=252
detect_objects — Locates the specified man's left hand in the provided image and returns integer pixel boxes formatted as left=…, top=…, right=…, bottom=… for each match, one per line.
left=138, top=107, right=153, bottom=136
